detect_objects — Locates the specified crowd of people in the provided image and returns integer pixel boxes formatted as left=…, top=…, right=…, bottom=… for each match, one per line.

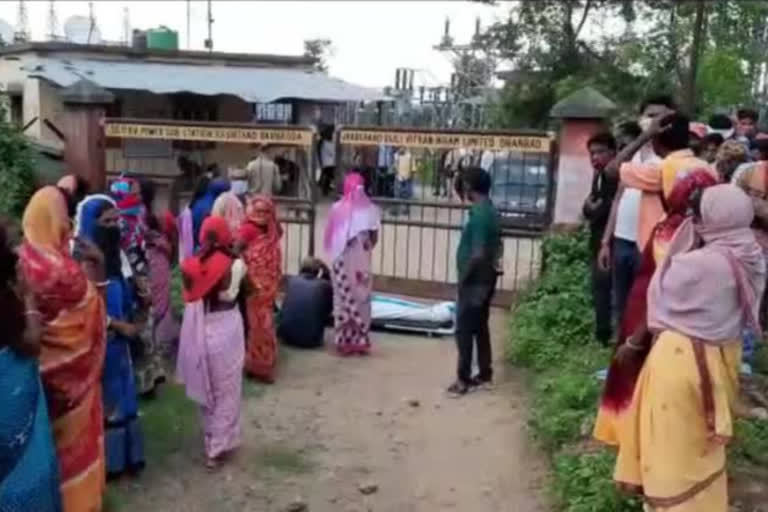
left=583, top=96, right=768, bottom=511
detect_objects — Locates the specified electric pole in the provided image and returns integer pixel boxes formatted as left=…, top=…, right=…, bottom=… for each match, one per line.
left=205, top=0, right=214, bottom=52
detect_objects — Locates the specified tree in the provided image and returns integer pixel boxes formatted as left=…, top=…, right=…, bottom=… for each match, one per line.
left=303, top=38, right=334, bottom=73
left=479, top=0, right=768, bottom=127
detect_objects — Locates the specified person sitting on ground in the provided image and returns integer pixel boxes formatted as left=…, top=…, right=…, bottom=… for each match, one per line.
left=278, top=257, right=333, bottom=349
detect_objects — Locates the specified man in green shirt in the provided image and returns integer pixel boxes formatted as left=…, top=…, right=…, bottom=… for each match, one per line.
left=448, top=167, right=502, bottom=397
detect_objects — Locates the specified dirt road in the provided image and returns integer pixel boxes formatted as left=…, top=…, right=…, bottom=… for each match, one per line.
left=112, top=310, right=547, bottom=512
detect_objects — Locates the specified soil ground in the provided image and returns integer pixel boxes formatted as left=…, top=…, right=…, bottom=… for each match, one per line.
left=107, top=309, right=548, bottom=512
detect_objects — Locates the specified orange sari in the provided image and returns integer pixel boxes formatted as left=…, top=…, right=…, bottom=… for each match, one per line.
left=240, top=196, right=282, bottom=382
left=19, top=187, right=107, bottom=512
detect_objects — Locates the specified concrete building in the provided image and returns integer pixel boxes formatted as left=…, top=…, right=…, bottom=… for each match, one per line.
left=0, top=41, right=384, bottom=184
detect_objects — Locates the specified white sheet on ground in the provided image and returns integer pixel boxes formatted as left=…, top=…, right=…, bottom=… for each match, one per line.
left=370, top=295, right=455, bottom=335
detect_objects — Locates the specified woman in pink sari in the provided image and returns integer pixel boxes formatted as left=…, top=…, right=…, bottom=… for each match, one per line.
left=323, top=171, right=381, bottom=356
left=177, top=216, right=245, bottom=469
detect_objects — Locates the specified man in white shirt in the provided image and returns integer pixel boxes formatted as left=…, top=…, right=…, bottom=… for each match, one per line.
left=246, top=145, right=282, bottom=196
left=598, top=95, right=673, bottom=328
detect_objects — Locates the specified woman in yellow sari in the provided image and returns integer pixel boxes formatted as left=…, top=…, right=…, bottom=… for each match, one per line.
left=611, top=184, right=765, bottom=511
left=18, top=187, right=107, bottom=512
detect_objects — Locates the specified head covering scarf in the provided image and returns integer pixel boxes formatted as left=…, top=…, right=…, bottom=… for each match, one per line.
left=245, top=195, right=283, bottom=242
left=18, top=187, right=87, bottom=320
left=212, top=191, right=245, bottom=236
left=648, top=184, right=765, bottom=342
left=110, top=177, right=147, bottom=254
left=76, top=195, right=124, bottom=279
left=191, top=178, right=231, bottom=246
left=716, top=139, right=749, bottom=182
left=323, top=171, right=381, bottom=261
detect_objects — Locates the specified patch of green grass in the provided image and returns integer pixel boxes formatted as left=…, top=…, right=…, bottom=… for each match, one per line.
left=139, top=383, right=200, bottom=466
left=170, top=266, right=184, bottom=315
left=256, top=445, right=312, bottom=474
left=552, top=452, right=641, bottom=512
left=507, top=230, right=642, bottom=512
left=103, top=485, right=127, bottom=512
left=731, top=418, right=768, bottom=467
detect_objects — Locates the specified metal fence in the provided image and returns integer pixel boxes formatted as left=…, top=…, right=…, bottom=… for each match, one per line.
left=103, top=118, right=317, bottom=276
left=102, top=119, right=555, bottom=304
left=333, top=125, right=555, bottom=305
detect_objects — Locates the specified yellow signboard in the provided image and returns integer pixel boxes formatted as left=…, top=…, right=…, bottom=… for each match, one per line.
left=339, top=129, right=551, bottom=153
left=104, top=122, right=314, bottom=146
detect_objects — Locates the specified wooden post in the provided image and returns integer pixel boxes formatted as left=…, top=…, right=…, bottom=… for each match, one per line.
left=549, top=87, right=616, bottom=228
left=60, top=79, right=114, bottom=192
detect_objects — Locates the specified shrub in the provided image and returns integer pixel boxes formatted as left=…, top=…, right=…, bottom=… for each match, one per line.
left=0, top=109, right=36, bottom=218
left=507, top=229, right=641, bottom=511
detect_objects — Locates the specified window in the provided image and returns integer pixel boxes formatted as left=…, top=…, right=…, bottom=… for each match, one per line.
left=9, top=95, right=22, bottom=127
left=171, top=93, right=218, bottom=150
left=253, top=102, right=293, bottom=124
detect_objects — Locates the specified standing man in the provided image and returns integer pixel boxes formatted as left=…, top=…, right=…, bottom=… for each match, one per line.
left=447, top=167, right=501, bottom=397
left=598, top=95, right=673, bottom=326
left=582, top=133, right=618, bottom=345
left=394, top=146, right=414, bottom=215
left=246, top=145, right=282, bottom=196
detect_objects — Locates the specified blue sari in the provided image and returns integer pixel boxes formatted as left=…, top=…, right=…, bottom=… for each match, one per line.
left=0, top=348, right=61, bottom=511
left=103, top=277, right=145, bottom=476
left=76, top=195, right=146, bottom=477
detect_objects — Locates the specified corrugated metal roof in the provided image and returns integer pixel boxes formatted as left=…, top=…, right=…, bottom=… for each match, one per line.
left=23, top=57, right=387, bottom=103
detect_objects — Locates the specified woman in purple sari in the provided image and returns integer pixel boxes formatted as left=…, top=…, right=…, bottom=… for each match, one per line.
left=323, top=172, right=381, bottom=356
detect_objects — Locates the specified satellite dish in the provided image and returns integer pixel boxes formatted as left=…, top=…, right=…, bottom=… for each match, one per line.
left=64, top=15, right=102, bottom=44
left=0, top=19, right=14, bottom=46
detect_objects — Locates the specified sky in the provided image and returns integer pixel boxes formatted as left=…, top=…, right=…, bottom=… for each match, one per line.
left=0, top=1, right=508, bottom=89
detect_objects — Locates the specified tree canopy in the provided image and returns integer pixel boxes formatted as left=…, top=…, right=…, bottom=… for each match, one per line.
left=478, top=0, right=768, bottom=127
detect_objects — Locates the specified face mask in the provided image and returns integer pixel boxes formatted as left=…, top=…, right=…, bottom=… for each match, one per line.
left=639, top=117, right=653, bottom=131
left=93, top=225, right=123, bottom=275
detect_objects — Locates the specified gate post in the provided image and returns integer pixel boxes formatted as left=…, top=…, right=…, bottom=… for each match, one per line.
left=60, top=79, right=114, bottom=192
left=549, top=87, right=616, bottom=228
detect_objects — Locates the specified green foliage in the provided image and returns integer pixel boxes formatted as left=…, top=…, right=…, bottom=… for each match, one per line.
left=507, top=230, right=641, bottom=511
left=0, top=109, right=36, bottom=218
left=139, top=384, right=199, bottom=466
left=695, top=47, right=752, bottom=118
left=483, top=0, right=768, bottom=126
left=303, top=38, right=334, bottom=73
left=731, top=419, right=768, bottom=467
left=507, top=230, right=594, bottom=370
left=553, top=452, right=641, bottom=512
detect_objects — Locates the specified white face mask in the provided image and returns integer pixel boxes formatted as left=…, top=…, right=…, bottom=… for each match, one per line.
left=639, top=117, right=653, bottom=131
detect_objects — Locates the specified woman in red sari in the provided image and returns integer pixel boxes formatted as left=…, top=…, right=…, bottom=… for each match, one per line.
left=19, top=186, right=107, bottom=512
left=239, top=196, right=282, bottom=382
